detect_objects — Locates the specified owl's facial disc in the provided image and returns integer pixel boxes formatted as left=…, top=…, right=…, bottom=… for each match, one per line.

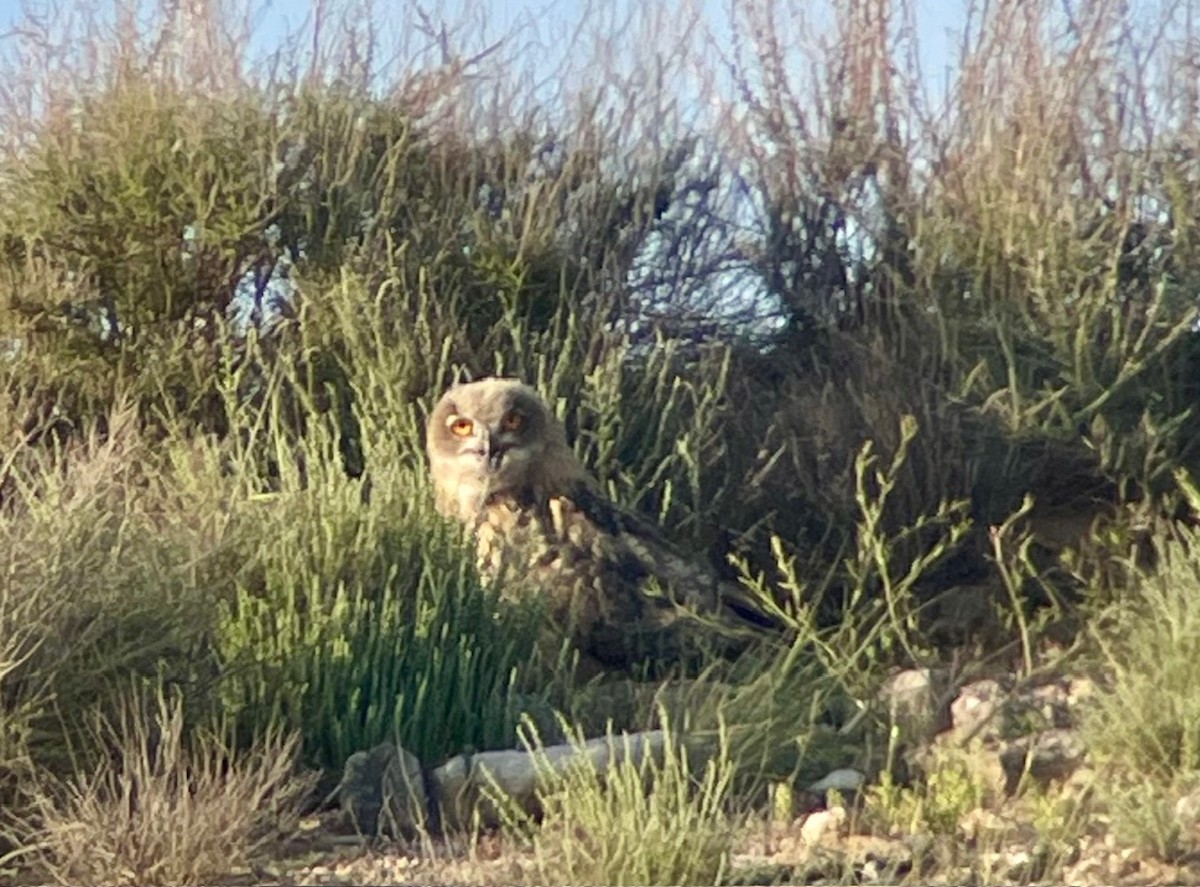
left=445, top=408, right=534, bottom=495
left=428, top=379, right=573, bottom=522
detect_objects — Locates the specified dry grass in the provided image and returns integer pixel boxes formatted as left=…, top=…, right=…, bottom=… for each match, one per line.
left=7, top=687, right=314, bottom=886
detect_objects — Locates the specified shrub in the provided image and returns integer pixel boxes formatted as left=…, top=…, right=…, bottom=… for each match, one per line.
left=0, top=407, right=229, bottom=780
left=525, top=720, right=737, bottom=886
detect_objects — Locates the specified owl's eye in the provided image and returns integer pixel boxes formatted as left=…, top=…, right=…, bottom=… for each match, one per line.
left=448, top=416, right=475, bottom=437
left=500, top=411, right=525, bottom=433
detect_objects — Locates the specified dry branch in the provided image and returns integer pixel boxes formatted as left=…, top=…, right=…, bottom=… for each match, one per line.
left=336, top=729, right=674, bottom=836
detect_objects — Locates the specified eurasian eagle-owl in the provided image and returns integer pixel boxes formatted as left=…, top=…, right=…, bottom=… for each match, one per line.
left=426, top=378, right=771, bottom=672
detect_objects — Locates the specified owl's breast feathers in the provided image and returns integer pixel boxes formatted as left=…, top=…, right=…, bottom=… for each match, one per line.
left=473, top=480, right=774, bottom=667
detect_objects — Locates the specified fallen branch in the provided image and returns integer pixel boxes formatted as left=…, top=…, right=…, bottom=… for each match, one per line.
left=336, top=730, right=673, bottom=837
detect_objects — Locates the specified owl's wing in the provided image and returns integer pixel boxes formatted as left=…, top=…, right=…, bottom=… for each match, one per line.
left=530, top=481, right=776, bottom=666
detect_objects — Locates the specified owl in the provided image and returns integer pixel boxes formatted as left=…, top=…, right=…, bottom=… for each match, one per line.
left=425, top=377, right=773, bottom=673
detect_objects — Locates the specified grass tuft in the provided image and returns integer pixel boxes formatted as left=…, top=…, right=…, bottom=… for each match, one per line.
left=523, top=718, right=737, bottom=886
left=1082, top=523, right=1200, bottom=859
left=7, top=684, right=313, bottom=886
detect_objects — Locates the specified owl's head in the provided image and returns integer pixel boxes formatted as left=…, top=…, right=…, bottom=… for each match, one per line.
left=426, top=378, right=582, bottom=523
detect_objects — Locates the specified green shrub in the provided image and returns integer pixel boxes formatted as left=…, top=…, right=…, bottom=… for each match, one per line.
left=525, top=720, right=737, bottom=886
left=211, top=421, right=553, bottom=770
left=0, top=409, right=229, bottom=779
left=1084, top=526, right=1200, bottom=780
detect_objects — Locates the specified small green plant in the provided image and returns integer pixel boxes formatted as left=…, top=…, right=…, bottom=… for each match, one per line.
left=866, top=745, right=989, bottom=838
left=1105, top=780, right=1186, bottom=863
left=1084, top=528, right=1200, bottom=780
left=1082, top=524, right=1200, bottom=860
left=762, top=416, right=972, bottom=684
left=212, top=431, right=553, bottom=770
left=523, top=717, right=738, bottom=886
left=1027, top=780, right=1091, bottom=869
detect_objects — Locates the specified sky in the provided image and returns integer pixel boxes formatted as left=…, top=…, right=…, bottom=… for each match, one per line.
left=0, top=0, right=1182, bottom=120
left=0, top=0, right=965, bottom=99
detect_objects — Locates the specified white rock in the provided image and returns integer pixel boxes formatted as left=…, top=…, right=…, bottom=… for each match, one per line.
left=806, top=767, right=866, bottom=794
left=800, top=805, right=847, bottom=846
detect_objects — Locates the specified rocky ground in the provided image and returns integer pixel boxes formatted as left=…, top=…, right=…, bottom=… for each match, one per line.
left=214, top=668, right=1200, bottom=886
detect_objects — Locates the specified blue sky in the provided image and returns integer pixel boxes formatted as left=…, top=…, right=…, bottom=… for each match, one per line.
left=0, top=0, right=965, bottom=97
left=0, top=0, right=1180, bottom=104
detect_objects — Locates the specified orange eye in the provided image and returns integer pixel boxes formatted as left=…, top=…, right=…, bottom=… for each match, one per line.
left=448, top=416, right=474, bottom=437
left=500, top=411, right=524, bottom=432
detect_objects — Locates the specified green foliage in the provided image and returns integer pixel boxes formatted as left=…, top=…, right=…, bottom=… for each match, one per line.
left=1078, top=521, right=1200, bottom=860
left=522, top=720, right=737, bottom=886
left=1035, top=501, right=1200, bottom=863
left=213, top=463, right=552, bottom=770
left=1103, top=780, right=1188, bottom=862
left=866, top=746, right=989, bottom=838
left=1027, top=781, right=1092, bottom=865
left=0, top=81, right=287, bottom=429
left=0, top=409, right=227, bottom=779
left=1084, top=526, right=1200, bottom=780
left=742, top=416, right=972, bottom=690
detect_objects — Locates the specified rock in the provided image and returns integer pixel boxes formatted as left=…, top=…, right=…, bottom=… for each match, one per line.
left=1174, top=784, right=1200, bottom=840
left=766, top=831, right=913, bottom=885
left=806, top=768, right=867, bottom=795
left=951, top=676, right=1092, bottom=746
left=978, top=846, right=1041, bottom=882
left=879, top=668, right=952, bottom=740
left=800, top=805, right=847, bottom=846
left=951, top=679, right=1004, bottom=741
left=1062, top=837, right=1145, bottom=886
left=838, top=833, right=914, bottom=883
left=337, top=729, right=680, bottom=839
left=1021, top=680, right=1074, bottom=730
left=790, top=768, right=867, bottom=817
left=957, top=807, right=1009, bottom=842
left=1066, top=676, right=1098, bottom=709
left=336, top=742, right=426, bottom=837
left=998, top=728, right=1086, bottom=793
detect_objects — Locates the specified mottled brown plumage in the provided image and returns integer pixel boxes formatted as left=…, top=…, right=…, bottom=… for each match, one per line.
left=426, top=378, right=771, bottom=671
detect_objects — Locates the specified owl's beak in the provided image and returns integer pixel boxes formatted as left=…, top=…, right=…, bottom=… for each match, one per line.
left=471, top=428, right=509, bottom=474
left=484, top=439, right=509, bottom=473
